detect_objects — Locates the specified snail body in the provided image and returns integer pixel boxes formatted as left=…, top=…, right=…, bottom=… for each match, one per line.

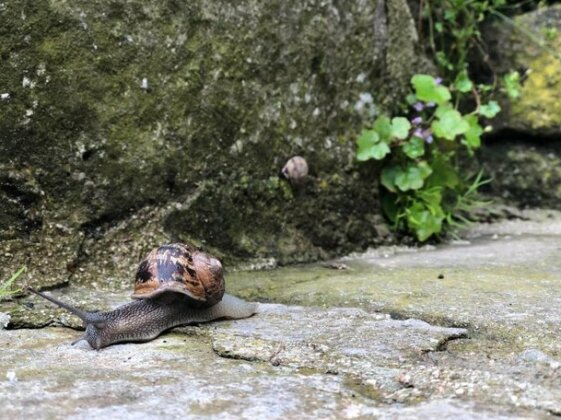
left=29, top=243, right=257, bottom=349
left=29, top=290, right=256, bottom=350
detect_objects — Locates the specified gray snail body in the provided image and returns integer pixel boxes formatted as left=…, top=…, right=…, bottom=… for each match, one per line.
left=29, top=289, right=257, bottom=350
left=28, top=243, right=257, bottom=349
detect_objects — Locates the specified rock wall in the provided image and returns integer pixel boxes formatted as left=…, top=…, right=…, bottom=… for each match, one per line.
left=478, top=5, right=561, bottom=208
left=484, top=4, right=561, bottom=136
left=0, top=0, right=432, bottom=289
left=478, top=138, right=561, bottom=208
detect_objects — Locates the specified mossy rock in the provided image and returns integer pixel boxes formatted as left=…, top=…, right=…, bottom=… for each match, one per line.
left=0, top=0, right=432, bottom=289
left=478, top=140, right=561, bottom=208
left=485, top=5, right=561, bottom=136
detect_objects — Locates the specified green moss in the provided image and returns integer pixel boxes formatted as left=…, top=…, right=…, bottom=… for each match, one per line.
left=511, top=34, right=561, bottom=130
left=226, top=257, right=561, bottom=354
left=487, top=4, right=561, bottom=136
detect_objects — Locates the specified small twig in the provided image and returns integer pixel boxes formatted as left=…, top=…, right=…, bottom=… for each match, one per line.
left=470, top=86, right=481, bottom=114
left=269, top=343, right=285, bottom=366
left=418, top=0, right=425, bottom=42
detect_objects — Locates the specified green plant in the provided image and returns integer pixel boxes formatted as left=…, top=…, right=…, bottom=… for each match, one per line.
left=355, top=0, right=529, bottom=241
left=357, top=74, right=498, bottom=241
left=502, top=70, right=521, bottom=99
left=420, top=0, right=508, bottom=79
left=0, top=266, right=26, bottom=299
left=421, top=0, right=553, bottom=85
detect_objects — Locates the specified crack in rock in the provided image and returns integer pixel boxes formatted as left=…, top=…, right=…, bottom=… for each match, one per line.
left=433, top=333, right=469, bottom=352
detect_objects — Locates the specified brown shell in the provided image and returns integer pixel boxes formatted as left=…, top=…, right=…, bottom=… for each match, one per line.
left=132, top=243, right=225, bottom=307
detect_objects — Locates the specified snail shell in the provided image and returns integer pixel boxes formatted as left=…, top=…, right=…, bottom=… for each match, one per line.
left=132, top=243, right=224, bottom=306
left=281, top=156, right=309, bottom=185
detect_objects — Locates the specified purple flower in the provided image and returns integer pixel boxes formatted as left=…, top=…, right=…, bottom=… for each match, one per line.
left=413, top=128, right=433, bottom=142
left=413, top=102, right=424, bottom=112
left=434, top=77, right=443, bottom=85
left=411, top=116, right=423, bottom=126
left=426, top=102, right=436, bottom=108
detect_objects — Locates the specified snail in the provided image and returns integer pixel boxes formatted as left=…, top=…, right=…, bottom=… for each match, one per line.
left=281, top=155, right=309, bottom=185
left=27, top=243, right=258, bottom=350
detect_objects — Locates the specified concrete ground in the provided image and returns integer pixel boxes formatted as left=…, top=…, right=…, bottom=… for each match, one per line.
left=1, top=209, right=561, bottom=418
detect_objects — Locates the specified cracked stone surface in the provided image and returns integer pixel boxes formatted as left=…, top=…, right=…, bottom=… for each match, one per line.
left=210, top=304, right=466, bottom=372
left=2, top=209, right=561, bottom=417
left=0, top=313, right=503, bottom=419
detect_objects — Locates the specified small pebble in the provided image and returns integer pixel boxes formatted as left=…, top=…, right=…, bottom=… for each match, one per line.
left=396, top=372, right=413, bottom=388
left=6, top=371, right=17, bottom=383
left=0, top=312, right=10, bottom=329
left=322, top=262, right=349, bottom=270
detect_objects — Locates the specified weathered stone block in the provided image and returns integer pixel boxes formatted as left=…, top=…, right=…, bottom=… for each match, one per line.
left=0, top=0, right=431, bottom=287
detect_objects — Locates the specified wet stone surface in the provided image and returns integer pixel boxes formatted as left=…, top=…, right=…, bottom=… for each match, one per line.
left=2, top=209, right=561, bottom=418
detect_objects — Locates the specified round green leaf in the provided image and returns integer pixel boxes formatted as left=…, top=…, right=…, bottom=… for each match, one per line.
left=454, top=71, right=473, bottom=93
left=390, top=117, right=411, bottom=140
left=431, top=106, right=469, bottom=140
left=406, top=202, right=444, bottom=241
left=417, top=161, right=433, bottom=179
left=356, top=129, right=380, bottom=161
left=411, top=74, right=451, bottom=105
left=464, top=114, right=483, bottom=149
left=367, top=142, right=391, bottom=160
left=395, top=165, right=424, bottom=191
left=402, top=136, right=425, bottom=159
left=479, top=101, right=501, bottom=119
left=373, top=116, right=392, bottom=142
